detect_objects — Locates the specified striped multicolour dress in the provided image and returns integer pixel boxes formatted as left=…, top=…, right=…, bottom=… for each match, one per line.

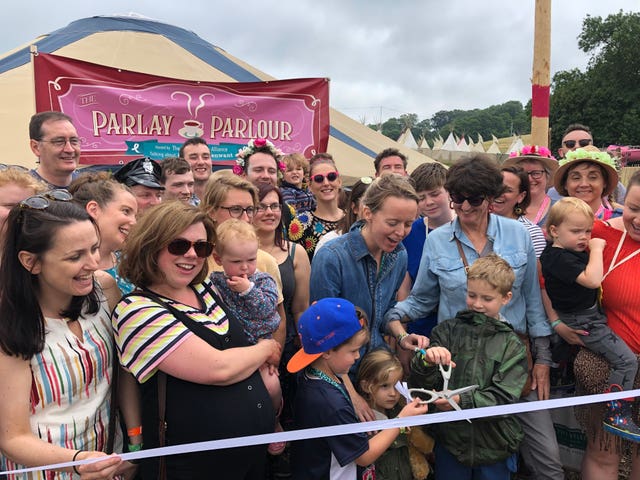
left=0, top=301, right=114, bottom=479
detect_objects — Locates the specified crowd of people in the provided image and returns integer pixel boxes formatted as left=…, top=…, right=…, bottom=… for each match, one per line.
left=1, top=111, right=639, bottom=480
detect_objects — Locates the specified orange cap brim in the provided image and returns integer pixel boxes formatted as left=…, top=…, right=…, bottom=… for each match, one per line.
left=286, top=348, right=323, bottom=373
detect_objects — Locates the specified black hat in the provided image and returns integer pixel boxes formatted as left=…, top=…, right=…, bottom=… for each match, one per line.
left=113, top=157, right=164, bottom=189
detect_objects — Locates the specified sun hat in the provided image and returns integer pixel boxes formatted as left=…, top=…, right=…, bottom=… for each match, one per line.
left=287, top=298, right=364, bottom=373
left=113, top=157, right=164, bottom=189
left=553, top=146, right=619, bottom=197
left=502, top=145, right=559, bottom=174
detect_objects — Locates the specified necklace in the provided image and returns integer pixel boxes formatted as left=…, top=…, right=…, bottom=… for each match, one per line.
left=602, top=230, right=640, bottom=281
left=307, top=367, right=350, bottom=403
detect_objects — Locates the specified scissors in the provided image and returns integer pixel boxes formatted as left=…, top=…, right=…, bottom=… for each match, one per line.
left=408, top=362, right=479, bottom=423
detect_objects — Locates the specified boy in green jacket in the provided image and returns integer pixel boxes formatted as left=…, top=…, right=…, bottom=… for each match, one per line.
left=409, top=253, right=528, bottom=480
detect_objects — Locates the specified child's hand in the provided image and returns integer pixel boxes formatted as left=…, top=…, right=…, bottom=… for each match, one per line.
left=398, top=397, right=429, bottom=418
left=434, top=395, right=460, bottom=411
left=226, top=274, right=251, bottom=293
left=424, top=346, right=455, bottom=367
left=588, top=238, right=606, bottom=251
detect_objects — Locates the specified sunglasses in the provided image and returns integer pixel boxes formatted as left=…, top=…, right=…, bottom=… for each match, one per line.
left=0, top=163, right=29, bottom=172
left=563, top=139, right=592, bottom=149
left=449, top=193, right=486, bottom=207
left=167, top=238, right=214, bottom=258
left=20, top=189, right=73, bottom=210
left=311, top=171, right=339, bottom=184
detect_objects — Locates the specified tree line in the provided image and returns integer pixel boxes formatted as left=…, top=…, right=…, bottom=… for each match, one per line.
left=370, top=10, right=639, bottom=150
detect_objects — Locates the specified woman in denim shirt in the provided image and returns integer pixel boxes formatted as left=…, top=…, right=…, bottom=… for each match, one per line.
left=311, top=174, right=429, bottom=422
left=385, top=155, right=564, bottom=480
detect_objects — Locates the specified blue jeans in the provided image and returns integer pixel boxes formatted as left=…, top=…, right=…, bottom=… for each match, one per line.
left=434, top=443, right=517, bottom=480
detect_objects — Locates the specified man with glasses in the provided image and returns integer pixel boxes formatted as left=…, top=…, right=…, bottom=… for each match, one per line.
left=558, top=123, right=593, bottom=159
left=28, top=111, right=81, bottom=189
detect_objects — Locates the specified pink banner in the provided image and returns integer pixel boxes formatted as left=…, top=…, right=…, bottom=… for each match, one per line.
left=34, top=53, right=330, bottom=165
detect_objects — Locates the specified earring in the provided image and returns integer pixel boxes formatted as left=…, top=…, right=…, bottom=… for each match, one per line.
left=514, top=205, right=523, bottom=216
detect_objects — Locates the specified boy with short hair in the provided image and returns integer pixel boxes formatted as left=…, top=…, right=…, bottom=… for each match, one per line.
left=409, top=254, right=528, bottom=480
left=288, top=298, right=427, bottom=479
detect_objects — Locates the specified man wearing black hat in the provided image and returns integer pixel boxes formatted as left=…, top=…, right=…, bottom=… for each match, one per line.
left=113, top=157, right=164, bottom=215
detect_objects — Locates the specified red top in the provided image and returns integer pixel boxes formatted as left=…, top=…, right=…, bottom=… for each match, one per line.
left=593, top=220, right=640, bottom=353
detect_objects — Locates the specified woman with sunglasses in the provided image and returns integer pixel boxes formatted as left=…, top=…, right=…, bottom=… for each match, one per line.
left=69, top=172, right=138, bottom=294
left=0, top=196, right=133, bottom=479
left=313, top=176, right=373, bottom=257
left=112, top=201, right=281, bottom=479
left=502, top=145, right=559, bottom=231
left=288, top=153, right=345, bottom=261
left=385, top=154, right=564, bottom=480
left=311, top=174, right=426, bottom=422
left=0, top=165, right=47, bottom=255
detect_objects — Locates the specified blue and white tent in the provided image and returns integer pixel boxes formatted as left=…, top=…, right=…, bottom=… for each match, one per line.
left=0, top=14, right=436, bottom=179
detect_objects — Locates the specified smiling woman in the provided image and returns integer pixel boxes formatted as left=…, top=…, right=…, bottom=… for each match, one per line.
left=311, top=174, right=427, bottom=422
left=113, top=201, right=280, bottom=479
left=69, top=171, right=138, bottom=294
left=289, top=153, right=345, bottom=260
left=0, top=199, right=132, bottom=479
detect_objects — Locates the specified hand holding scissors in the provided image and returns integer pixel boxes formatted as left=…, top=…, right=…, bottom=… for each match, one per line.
left=408, top=363, right=478, bottom=423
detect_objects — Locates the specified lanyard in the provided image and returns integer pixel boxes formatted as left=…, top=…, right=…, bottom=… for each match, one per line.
left=533, top=195, right=551, bottom=225
left=307, top=367, right=351, bottom=403
left=602, top=230, right=640, bottom=281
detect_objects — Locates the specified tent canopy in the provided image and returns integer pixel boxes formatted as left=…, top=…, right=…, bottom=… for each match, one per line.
left=0, top=14, right=436, bottom=181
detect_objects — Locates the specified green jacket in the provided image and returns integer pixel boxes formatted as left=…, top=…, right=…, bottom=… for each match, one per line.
left=409, top=310, right=527, bottom=467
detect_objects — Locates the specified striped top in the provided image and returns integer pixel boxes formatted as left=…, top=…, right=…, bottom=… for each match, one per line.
left=518, top=216, right=547, bottom=258
left=112, top=280, right=229, bottom=383
left=0, top=301, right=114, bottom=479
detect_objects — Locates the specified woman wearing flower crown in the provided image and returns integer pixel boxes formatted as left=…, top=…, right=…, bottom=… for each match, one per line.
left=552, top=146, right=622, bottom=221
left=502, top=145, right=559, bottom=231
left=288, top=153, right=345, bottom=261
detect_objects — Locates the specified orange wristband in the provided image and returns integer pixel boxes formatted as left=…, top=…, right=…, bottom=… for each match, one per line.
left=127, top=426, right=142, bottom=437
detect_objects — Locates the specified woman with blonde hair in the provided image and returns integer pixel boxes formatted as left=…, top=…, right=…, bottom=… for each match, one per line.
left=311, top=174, right=427, bottom=421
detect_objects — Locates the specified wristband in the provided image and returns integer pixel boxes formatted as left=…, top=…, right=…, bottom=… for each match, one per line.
left=396, top=332, right=409, bottom=346
left=550, top=319, right=563, bottom=329
left=72, top=450, right=83, bottom=475
left=128, top=443, right=143, bottom=452
left=127, top=425, right=142, bottom=437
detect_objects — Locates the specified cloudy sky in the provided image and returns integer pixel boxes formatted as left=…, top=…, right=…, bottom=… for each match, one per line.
left=0, top=1, right=634, bottom=125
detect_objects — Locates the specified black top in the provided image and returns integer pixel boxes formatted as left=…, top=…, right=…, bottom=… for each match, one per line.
left=138, top=288, right=274, bottom=480
left=540, top=244, right=598, bottom=312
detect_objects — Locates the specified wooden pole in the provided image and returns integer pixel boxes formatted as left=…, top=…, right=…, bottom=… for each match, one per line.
left=531, top=0, right=551, bottom=147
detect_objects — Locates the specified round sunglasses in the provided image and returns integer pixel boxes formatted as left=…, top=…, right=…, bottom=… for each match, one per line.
left=311, top=171, right=339, bottom=184
left=167, top=239, right=214, bottom=258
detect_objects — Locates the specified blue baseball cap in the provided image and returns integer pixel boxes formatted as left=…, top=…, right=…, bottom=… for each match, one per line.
left=287, top=298, right=365, bottom=373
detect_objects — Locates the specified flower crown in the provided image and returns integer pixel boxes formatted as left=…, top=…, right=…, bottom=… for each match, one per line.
left=509, top=145, right=555, bottom=160
left=560, top=148, right=617, bottom=170
left=232, top=138, right=286, bottom=175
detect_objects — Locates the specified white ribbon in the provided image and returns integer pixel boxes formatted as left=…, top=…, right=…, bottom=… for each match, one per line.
left=3, top=388, right=639, bottom=476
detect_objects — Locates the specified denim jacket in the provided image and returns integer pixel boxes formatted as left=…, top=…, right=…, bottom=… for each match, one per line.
left=385, top=214, right=551, bottom=339
left=310, top=221, right=407, bottom=351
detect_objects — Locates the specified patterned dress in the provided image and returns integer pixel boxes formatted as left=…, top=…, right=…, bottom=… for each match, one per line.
left=0, top=301, right=114, bottom=479
left=288, top=210, right=343, bottom=261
